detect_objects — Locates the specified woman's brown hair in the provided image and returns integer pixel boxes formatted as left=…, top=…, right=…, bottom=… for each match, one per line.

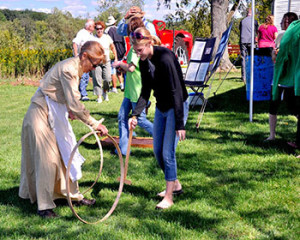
left=127, top=16, right=145, bottom=35
left=264, top=15, right=274, bottom=27
left=80, top=41, right=106, bottom=64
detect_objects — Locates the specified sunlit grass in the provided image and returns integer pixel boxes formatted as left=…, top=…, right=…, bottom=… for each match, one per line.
left=0, top=72, right=299, bottom=239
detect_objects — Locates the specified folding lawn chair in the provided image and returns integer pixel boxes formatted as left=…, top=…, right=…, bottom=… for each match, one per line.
left=184, top=37, right=216, bottom=108
left=187, top=22, right=234, bottom=129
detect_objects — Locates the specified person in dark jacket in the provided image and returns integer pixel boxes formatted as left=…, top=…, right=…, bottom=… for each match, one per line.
left=239, top=8, right=258, bottom=83
left=105, top=16, right=126, bottom=92
left=128, top=27, right=189, bottom=210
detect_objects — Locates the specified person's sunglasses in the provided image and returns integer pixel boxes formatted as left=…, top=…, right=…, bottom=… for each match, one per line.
left=88, top=56, right=98, bottom=68
left=95, top=27, right=103, bottom=30
left=130, top=32, right=149, bottom=40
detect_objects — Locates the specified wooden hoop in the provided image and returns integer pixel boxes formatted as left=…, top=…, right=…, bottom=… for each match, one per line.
left=66, top=132, right=124, bottom=224
left=124, top=128, right=133, bottom=184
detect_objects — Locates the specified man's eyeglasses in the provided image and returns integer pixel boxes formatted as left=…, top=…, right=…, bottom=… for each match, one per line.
left=95, top=27, right=103, bottom=31
left=88, top=56, right=98, bottom=68
left=130, top=32, right=149, bottom=40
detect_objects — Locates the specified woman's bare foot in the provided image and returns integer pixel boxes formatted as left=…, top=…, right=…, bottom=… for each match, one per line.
left=157, top=180, right=182, bottom=198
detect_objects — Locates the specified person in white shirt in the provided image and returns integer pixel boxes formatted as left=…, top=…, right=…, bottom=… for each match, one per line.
left=72, top=19, right=95, bottom=101
left=92, top=21, right=118, bottom=103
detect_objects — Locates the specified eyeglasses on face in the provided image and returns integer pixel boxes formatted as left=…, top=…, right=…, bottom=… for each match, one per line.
left=95, top=27, right=103, bottom=30
left=87, top=56, right=98, bottom=68
left=133, top=44, right=147, bottom=55
left=130, top=32, right=149, bottom=40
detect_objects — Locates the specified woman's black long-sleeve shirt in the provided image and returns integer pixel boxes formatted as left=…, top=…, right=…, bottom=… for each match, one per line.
left=132, top=46, right=188, bottom=130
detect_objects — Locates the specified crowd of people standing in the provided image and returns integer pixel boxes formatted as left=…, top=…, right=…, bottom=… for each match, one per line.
left=239, top=9, right=300, bottom=154
left=18, top=5, right=300, bottom=218
left=19, top=5, right=190, bottom=218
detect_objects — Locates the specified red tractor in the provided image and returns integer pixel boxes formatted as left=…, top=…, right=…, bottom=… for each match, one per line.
left=124, top=20, right=193, bottom=66
left=152, top=20, right=193, bottom=66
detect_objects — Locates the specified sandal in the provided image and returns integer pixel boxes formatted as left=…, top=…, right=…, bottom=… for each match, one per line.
left=157, top=189, right=183, bottom=198
left=155, top=200, right=173, bottom=210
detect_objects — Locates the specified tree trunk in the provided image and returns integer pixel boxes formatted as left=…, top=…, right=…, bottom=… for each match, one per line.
left=211, top=0, right=233, bottom=70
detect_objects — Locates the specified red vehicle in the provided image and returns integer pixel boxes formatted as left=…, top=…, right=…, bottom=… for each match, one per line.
left=124, top=20, right=193, bottom=66
left=153, top=20, right=193, bottom=66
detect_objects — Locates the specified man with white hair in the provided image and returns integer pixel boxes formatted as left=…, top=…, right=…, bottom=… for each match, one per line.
left=73, top=19, right=95, bottom=101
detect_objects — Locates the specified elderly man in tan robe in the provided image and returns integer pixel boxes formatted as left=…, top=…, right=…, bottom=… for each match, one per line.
left=19, top=41, right=108, bottom=218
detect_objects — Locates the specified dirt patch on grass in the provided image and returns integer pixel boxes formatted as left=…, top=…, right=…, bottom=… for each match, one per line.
left=10, top=78, right=40, bottom=87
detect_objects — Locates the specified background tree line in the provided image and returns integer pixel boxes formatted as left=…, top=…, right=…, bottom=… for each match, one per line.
left=0, top=8, right=84, bottom=50
left=0, top=0, right=272, bottom=78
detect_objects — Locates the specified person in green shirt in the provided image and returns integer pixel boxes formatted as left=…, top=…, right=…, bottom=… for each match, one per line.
left=265, top=12, right=298, bottom=141
left=112, top=17, right=153, bottom=156
left=271, top=20, right=300, bottom=150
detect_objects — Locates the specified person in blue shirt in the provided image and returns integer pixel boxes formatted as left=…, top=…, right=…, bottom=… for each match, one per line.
left=117, top=6, right=157, bottom=37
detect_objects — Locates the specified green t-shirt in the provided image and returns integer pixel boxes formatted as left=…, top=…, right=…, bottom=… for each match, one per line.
left=124, top=48, right=142, bottom=102
left=272, top=20, right=300, bottom=100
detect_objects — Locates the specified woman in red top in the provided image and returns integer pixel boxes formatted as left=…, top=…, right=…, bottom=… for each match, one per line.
left=258, top=15, right=278, bottom=48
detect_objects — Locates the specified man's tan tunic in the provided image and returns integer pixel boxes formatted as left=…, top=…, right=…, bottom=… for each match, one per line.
left=19, top=57, right=100, bottom=211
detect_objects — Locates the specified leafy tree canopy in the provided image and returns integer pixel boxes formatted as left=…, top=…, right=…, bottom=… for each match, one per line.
left=0, top=8, right=84, bottom=50
left=0, top=9, right=49, bottom=21
left=97, top=0, right=145, bottom=16
left=0, top=11, right=6, bottom=21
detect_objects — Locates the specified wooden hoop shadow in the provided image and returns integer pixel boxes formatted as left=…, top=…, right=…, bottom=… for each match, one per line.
left=66, top=132, right=124, bottom=224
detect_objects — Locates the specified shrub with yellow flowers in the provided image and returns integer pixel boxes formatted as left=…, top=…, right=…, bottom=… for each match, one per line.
left=0, top=48, right=73, bottom=78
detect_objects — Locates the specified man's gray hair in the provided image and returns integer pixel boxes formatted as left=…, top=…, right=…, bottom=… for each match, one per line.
left=85, top=19, right=94, bottom=29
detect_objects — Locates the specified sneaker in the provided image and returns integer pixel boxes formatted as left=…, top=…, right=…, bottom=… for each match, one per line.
left=81, top=96, right=89, bottom=101
left=103, top=93, right=109, bottom=101
left=96, top=97, right=102, bottom=103
left=110, top=88, right=118, bottom=93
left=120, top=83, right=124, bottom=91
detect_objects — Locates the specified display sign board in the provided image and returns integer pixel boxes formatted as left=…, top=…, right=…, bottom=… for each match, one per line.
left=185, top=37, right=216, bottom=86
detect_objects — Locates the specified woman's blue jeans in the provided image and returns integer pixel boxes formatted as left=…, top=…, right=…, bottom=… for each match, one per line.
left=117, top=97, right=153, bottom=156
left=79, top=72, right=89, bottom=97
left=153, top=101, right=189, bottom=181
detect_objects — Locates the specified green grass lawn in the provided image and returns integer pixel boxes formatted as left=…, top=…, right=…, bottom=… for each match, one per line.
left=0, top=71, right=299, bottom=239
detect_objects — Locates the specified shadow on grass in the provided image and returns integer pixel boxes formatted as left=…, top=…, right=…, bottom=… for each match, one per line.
left=189, top=125, right=298, bottom=156
left=176, top=149, right=299, bottom=208
left=0, top=186, right=36, bottom=216
left=89, top=111, right=118, bottom=120
left=189, top=85, right=293, bottom=116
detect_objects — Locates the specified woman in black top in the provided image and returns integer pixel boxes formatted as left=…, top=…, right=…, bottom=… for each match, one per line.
left=129, top=27, right=189, bottom=209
